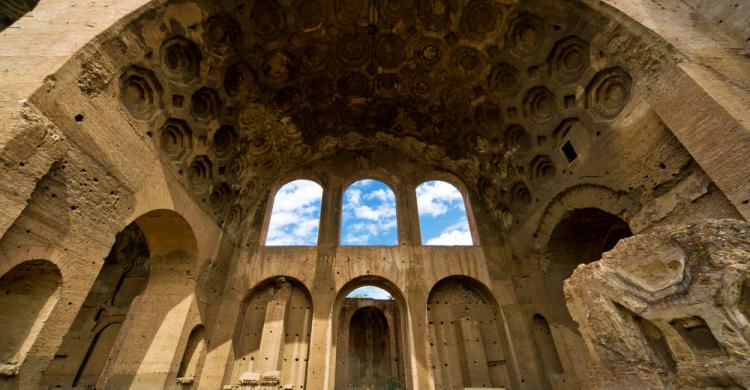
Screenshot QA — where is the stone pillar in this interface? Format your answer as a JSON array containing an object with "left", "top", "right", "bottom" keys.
[
  {"left": 457, "top": 318, "right": 491, "bottom": 387},
  {"left": 396, "top": 179, "right": 421, "bottom": 246},
  {"left": 239, "top": 277, "right": 292, "bottom": 388},
  {"left": 317, "top": 180, "right": 342, "bottom": 248},
  {"left": 304, "top": 291, "right": 335, "bottom": 390}
]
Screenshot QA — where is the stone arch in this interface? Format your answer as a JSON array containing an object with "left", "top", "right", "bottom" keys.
[
  {"left": 0, "top": 260, "right": 61, "bottom": 377},
  {"left": 230, "top": 276, "right": 312, "bottom": 389},
  {"left": 42, "top": 209, "right": 199, "bottom": 389},
  {"left": 330, "top": 276, "right": 412, "bottom": 390},
  {"left": 339, "top": 305, "right": 401, "bottom": 390},
  {"left": 531, "top": 207, "right": 632, "bottom": 389},
  {"left": 71, "top": 322, "right": 122, "bottom": 388},
  {"left": 533, "top": 184, "right": 638, "bottom": 249},
  {"left": 427, "top": 275, "right": 516, "bottom": 390}
]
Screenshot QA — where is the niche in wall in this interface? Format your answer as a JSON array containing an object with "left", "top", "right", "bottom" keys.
[
  {"left": 531, "top": 314, "right": 563, "bottom": 375},
  {"left": 428, "top": 277, "right": 513, "bottom": 389},
  {"left": 0, "top": 260, "right": 61, "bottom": 376},
  {"left": 232, "top": 277, "right": 312, "bottom": 388},
  {"left": 176, "top": 325, "right": 207, "bottom": 386}
]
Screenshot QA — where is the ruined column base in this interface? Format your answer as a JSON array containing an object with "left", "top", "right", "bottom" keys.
[{"left": 564, "top": 219, "right": 750, "bottom": 389}]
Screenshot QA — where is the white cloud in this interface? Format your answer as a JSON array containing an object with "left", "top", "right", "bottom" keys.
[
  {"left": 416, "top": 181, "right": 465, "bottom": 217},
  {"left": 426, "top": 229, "right": 473, "bottom": 245},
  {"left": 266, "top": 180, "right": 323, "bottom": 246},
  {"left": 364, "top": 189, "right": 395, "bottom": 202},
  {"left": 342, "top": 180, "right": 398, "bottom": 245}
]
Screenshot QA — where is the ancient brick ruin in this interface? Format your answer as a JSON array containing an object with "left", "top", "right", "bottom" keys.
[{"left": 0, "top": 0, "right": 749, "bottom": 389}]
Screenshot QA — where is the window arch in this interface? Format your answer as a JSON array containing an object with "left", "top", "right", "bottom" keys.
[
  {"left": 265, "top": 179, "right": 323, "bottom": 246},
  {"left": 341, "top": 179, "right": 397, "bottom": 246},
  {"left": 416, "top": 180, "right": 473, "bottom": 245}
]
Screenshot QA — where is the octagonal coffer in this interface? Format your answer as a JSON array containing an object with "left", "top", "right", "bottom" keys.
[{"left": 159, "top": 119, "right": 192, "bottom": 161}]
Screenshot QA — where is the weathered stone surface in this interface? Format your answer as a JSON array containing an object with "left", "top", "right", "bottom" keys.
[
  {"left": 565, "top": 219, "right": 750, "bottom": 389},
  {"left": 0, "top": 0, "right": 748, "bottom": 389}
]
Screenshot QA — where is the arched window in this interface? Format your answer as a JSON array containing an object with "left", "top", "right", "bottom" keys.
[
  {"left": 266, "top": 180, "right": 323, "bottom": 246},
  {"left": 416, "top": 180, "right": 473, "bottom": 245},
  {"left": 341, "top": 179, "right": 397, "bottom": 245}
]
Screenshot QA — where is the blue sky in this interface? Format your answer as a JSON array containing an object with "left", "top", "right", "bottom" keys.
[
  {"left": 416, "top": 180, "right": 472, "bottom": 245},
  {"left": 346, "top": 286, "right": 393, "bottom": 300},
  {"left": 265, "top": 180, "right": 323, "bottom": 245},
  {"left": 341, "top": 180, "right": 398, "bottom": 245},
  {"left": 266, "top": 179, "right": 472, "bottom": 246}
]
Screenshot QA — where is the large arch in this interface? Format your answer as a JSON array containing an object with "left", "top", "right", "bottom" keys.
[
  {"left": 0, "top": 0, "right": 748, "bottom": 388},
  {"left": 330, "top": 276, "right": 413, "bottom": 390},
  {"left": 41, "top": 209, "right": 199, "bottom": 389}
]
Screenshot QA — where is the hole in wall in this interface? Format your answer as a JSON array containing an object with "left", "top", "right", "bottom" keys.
[{"left": 561, "top": 140, "right": 577, "bottom": 163}]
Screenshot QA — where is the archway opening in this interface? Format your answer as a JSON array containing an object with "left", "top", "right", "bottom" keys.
[
  {"left": 335, "top": 283, "right": 405, "bottom": 390},
  {"left": 341, "top": 180, "right": 398, "bottom": 246},
  {"left": 265, "top": 179, "right": 323, "bottom": 246},
  {"left": 43, "top": 209, "right": 198, "bottom": 389},
  {"left": 545, "top": 208, "right": 632, "bottom": 316},
  {"left": 231, "top": 277, "right": 312, "bottom": 388},
  {"left": 416, "top": 180, "right": 473, "bottom": 246},
  {"left": 0, "top": 260, "right": 61, "bottom": 375},
  {"left": 43, "top": 223, "right": 150, "bottom": 388},
  {"left": 536, "top": 208, "right": 632, "bottom": 385}
]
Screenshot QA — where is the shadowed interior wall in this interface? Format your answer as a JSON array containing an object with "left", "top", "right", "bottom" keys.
[
  {"left": 0, "top": 0, "right": 747, "bottom": 388},
  {"left": 545, "top": 208, "right": 632, "bottom": 320},
  {"left": 231, "top": 277, "right": 312, "bottom": 388},
  {"left": 41, "top": 223, "right": 149, "bottom": 389},
  {"left": 0, "top": 260, "right": 61, "bottom": 376},
  {"left": 175, "top": 324, "right": 207, "bottom": 387},
  {"left": 428, "top": 277, "right": 511, "bottom": 389},
  {"left": 0, "top": 0, "right": 38, "bottom": 31},
  {"left": 531, "top": 314, "right": 563, "bottom": 377},
  {"left": 335, "top": 299, "right": 404, "bottom": 390}
]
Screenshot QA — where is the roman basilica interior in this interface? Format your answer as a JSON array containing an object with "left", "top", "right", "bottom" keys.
[{"left": 0, "top": 0, "right": 749, "bottom": 389}]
